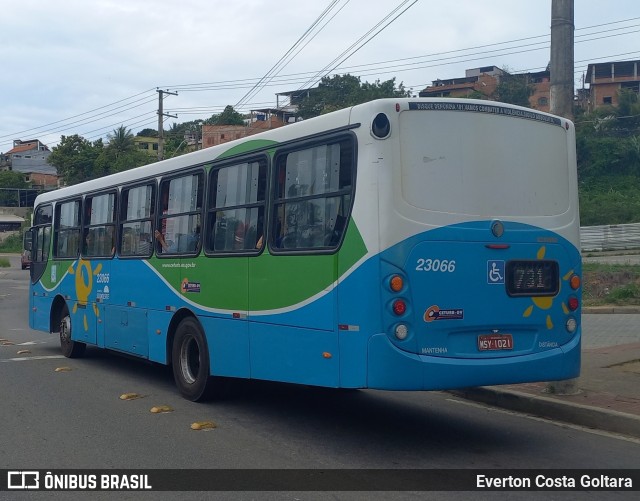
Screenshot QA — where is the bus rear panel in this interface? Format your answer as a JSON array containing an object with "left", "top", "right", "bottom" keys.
[{"left": 348, "top": 100, "right": 580, "bottom": 390}]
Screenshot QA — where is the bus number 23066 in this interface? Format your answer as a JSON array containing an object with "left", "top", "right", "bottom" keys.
[{"left": 415, "top": 259, "right": 456, "bottom": 273}]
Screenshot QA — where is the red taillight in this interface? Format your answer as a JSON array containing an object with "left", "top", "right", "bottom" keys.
[
  {"left": 568, "top": 296, "right": 579, "bottom": 311},
  {"left": 392, "top": 299, "right": 406, "bottom": 316}
]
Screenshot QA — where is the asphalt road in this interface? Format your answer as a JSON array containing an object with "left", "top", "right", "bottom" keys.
[{"left": 1, "top": 254, "right": 639, "bottom": 500}]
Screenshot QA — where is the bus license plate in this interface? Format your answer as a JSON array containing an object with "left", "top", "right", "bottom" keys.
[{"left": 478, "top": 334, "right": 513, "bottom": 351}]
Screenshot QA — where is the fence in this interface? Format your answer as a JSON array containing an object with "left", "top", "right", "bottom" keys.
[{"left": 581, "top": 223, "right": 640, "bottom": 252}]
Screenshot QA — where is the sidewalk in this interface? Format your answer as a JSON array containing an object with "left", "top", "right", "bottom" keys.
[{"left": 451, "top": 311, "right": 640, "bottom": 439}]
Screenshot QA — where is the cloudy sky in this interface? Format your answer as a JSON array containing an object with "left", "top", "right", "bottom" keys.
[{"left": 1, "top": 0, "right": 638, "bottom": 152}]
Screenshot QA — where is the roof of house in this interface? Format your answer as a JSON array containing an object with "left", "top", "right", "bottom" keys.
[
  {"left": 6, "top": 143, "right": 40, "bottom": 155},
  {"left": 0, "top": 214, "right": 25, "bottom": 223}
]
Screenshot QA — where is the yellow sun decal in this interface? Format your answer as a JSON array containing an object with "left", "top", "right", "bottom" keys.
[
  {"left": 522, "top": 246, "right": 573, "bottom": 330},
  {"left": 67, "top": 259, "right": 101, "bottom": 331}
]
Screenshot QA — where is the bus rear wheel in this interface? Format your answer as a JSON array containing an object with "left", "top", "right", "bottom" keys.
[
  {"left": 172, "top": 317, "right": 222, "bottom": 401},
  {"left": 59, "top": 305, "right": 86, "bottom": 358}
]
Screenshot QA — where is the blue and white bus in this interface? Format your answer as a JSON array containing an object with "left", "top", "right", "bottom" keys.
[{"left": 26, "top": 98, "right": 581, "bottom": 401}]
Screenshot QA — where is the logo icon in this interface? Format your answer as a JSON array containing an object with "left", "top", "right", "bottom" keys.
[
  {"left": 487, "top": 260, "right": 505, "bottom": 284},
  {"left": 8, "top": 471, "right": 40, "bottom": 490}
]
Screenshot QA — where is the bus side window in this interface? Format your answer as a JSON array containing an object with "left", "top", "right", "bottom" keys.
[
  {"left": 83, "top": 192, "right": 116, "bottom": 258},
  {"left": 206, "top": 158, "right": 267, "bottom": 255},
  {"left": 157, "top": 174, "right": 202, "bottom": 255},
  {"left": 119, "top": 183, "right": 155, "bottom": 258},
  {"left": 271, "top": 138, "right": 354, "bottom": 252},
  {"left": 54, "top": 199, "right": 81, "bottom": 259}
]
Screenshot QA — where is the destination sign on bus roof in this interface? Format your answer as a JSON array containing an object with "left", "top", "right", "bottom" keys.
[{"left": 408, "top": 101, "right": 563, "bottom": 127}]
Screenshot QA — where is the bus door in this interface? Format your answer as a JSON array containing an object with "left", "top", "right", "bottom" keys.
[
  {"left": 28, "top": 223, "right": 52, "bottom": 332},
  {"left": 66, "top": 257, "right": 101, "bottom": 347},
  {"left": 102, "top": 258, "right": 149, "bottom": 358}
]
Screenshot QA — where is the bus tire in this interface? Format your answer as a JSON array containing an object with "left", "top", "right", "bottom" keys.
[
  {"left": 172, "top": 317, "right": 217, "bottom": 401},
  {"left": 59, "top": 305, "right": 86, "bottom": 358}
]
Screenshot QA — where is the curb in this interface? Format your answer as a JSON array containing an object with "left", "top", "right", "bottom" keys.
[
  {"left": 583, "top": 306, "right": 640, "bottom": 314},
  {"left": 449, "top": 387, "right": 640, "bottom": 439}
]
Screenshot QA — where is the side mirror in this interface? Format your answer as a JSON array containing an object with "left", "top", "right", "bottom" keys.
[{"left": 23, "top": 229, "right": 33, "bottom": 251}]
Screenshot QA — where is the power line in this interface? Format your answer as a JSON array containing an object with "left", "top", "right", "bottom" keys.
[
  {"left": 0, "top": 89, "right": 156, "bottom": 141},
  {"left": 296, "top": 0, "right": 418, "bottom": 90},
  {"left": 234, "top": 0, "right": 350, "bottom": 110},
  {"left": 3, "top": 16, "right": 639, "bottom": 151}
]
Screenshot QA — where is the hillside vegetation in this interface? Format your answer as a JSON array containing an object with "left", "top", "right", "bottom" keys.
[{"left": 577, "top": 89, "right": 640, "bottom": 226}]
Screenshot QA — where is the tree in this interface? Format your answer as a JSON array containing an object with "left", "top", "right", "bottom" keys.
[
  {"left": 0, "top": 170, "right": 29, "bottom": 206},
  {"left": 137, "top": 128, "right": 158, "bottom": 137},
  {"left": 493, "top": 72, "right": 534, "bottom": 107},
  {"left": 297, "top": 75, "right": 411, "bottom": 119},
  {"left": 205, "top": 105, "right": 244, "bottom": 126},
  {"left": 95, "top": 126, "right": 150, "bottom": 175},
  {"left": 106, "top": 126, "right": 136, "bottom": 160},
  {"left": 576, "top": 90, "right": 640, "bottom": 225},
  {"left": 47, "top": 129, "right": 152, "bottom": 185},
  {"left": 47, "top": 135, "right": 104, "bottom": 185}
]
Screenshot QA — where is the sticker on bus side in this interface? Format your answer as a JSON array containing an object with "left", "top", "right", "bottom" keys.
[
  {"left": 423, "top": 305, "right": 464, "bottom": 322},
  {"left": 181, "top": 279, "right": 201, "bottom": 293}
]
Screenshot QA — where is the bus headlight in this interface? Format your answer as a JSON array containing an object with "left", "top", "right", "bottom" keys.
[{"left": 566, "top": 317, "right": 577, "bottom": 333}]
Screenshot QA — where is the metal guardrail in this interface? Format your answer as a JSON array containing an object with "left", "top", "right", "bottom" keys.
[{"left": 581, "top": 223, "right": 640, "bottom": 252}]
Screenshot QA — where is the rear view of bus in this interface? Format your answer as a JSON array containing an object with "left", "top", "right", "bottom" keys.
[{"left": 357, "top": 99, "right": 581, "bottom": 390}]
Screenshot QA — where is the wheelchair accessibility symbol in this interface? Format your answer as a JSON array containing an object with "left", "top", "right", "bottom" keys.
[{"left": 487, "top": 260, "right": 505, "bottom": 284}]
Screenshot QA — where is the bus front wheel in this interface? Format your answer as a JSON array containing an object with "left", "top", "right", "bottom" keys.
[
  {"left": 172, "top": 317, "right": 220, "bottom": 401},
  {"left": 59, "top": 305, "right": 86, "bottom": 358}
]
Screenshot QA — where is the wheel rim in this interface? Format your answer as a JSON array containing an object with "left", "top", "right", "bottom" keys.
[
  {"left": 179, "top": 335, "right": 200, "bottom": 385},
  {"left": 60, "top": 315, "right": 71, "bottom": 346}
]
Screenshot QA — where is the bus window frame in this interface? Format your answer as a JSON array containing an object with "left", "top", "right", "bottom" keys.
[
  {"left": 53, "top": 198, "right": 83, "bottom": 260},
  {"left": 81, "top": 189, "right": 118, "bottom": 260},
  {"left": 268, "top": 132, "right": 357, "bottom": 256},
  {"left": 204, "top": 154, "right": 269, "bottom": 258},
  {"left": 156, "top": 168, "right": 205, "bottom": 258},
  {"left": 118, "top": 180, "right": 157, "bottom": 260},
  {"left": 29, "top": 203, "right": 53, "bottom": 283}
]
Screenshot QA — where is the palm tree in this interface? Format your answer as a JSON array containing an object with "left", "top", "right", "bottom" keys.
[{"left": 107, "top": 125, "right": 135, "bottom": 160}]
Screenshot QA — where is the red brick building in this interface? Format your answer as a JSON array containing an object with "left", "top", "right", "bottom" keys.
[
  {"left": 202, "top": 112, "right": 286, "bottom": 149},
  {"left": 419, "top": 65, "right": 551, "bottom": 112},
  {"left": 584, "top": 60, "right": 640, "bottom": 111}
]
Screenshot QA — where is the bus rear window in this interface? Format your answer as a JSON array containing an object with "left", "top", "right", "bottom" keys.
[{"left": 399, "top": 110, "right": 570, "bottom": 217}]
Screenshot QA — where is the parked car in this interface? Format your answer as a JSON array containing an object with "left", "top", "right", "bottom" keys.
[{"left": 21, "top": 249, "right": 31, "bottom": 270}]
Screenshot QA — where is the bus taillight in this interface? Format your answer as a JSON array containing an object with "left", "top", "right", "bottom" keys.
[
  {"left": 568, "top": 296, "right": 579, "bottom": 311},
  {"left": 570, "top": 274, "right": 581, "bottom": 290},
  {"left": 389, "top": 275, "right": 403, "bottom": 292},
  {"left": 392, "top": 299, "right": 406, "bottom": 316}
]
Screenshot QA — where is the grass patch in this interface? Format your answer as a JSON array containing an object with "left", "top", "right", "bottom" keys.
[
  {"left": 0, "top": 258, "right": 10, "bottom": 268},
  {"left": 582, "top": 262, "right": 640, "bottom": 306},
  {"left": 0, "top": 232, "right": 23, "bottom": 253}
]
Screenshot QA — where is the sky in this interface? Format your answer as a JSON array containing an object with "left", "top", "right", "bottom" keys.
[{"left": 1, "top": 0, "right": 639, "bottom": 153}]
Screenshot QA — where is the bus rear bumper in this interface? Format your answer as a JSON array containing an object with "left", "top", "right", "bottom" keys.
[{"left": 366, "top": 332, "right": 581, "bottom": 391}]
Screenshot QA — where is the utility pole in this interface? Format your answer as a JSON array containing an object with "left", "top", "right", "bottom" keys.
[
  {"left": 157, "top": 89, "right": 178, "bottom": 161},
  {"left": 550, "top": 0, "right": 574, "bottom": 120},
  {"left": 548, "top": 0, "right": 579, "bottom": 396}
]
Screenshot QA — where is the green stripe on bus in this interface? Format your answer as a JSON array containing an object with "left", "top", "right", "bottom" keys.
[
  {"left": 149, "top": 220, "right": 367, "bottom": 312},
  {"left": 219, "top": 139, "right": 278, "bottom": 159}
]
